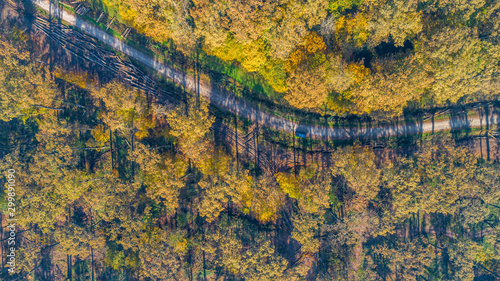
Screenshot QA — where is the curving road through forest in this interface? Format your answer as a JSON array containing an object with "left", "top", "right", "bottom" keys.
[{"left": 33, "top": 0, "right": 500, "bottom": 140}]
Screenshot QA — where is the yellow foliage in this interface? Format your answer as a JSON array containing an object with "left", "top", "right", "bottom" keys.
[
  {"left": 304, "top": 32, "right": 327, "bottom": 53},
  {"left": 378, "top": 136, "right": 500, "bottom": 235},
  {"left": 298, "top": 170, "right": 331, "bottom": 215},
  {"left": 202, "top": 224, "right": 244, "bottom": 274},
  {"left": 285, "top": 63, "right": 329, "bottom": 109},
  {"left": 349, "top": 54, "right": 433, "bottom": 116},
  {"left": 159, "top": 96, "right": 215, "bottom": 162},
  {"left": 419, "top": 27, "right": 500, "bottom": 105},
  {"left": 0, "top": 37, "right": 60, "bottom": 121},
  {"left": 100, "top": 0, "right": 195, "bottom": 49},
  {"left": 335, "top": 13, "right": 370, "bottom": 47},
  {"left": 274, "top": 172, "right": 302, "bottom": 199},
  {"left": 3, "top": 118, "right": 89, "bottom": 231},
  {"left": 53, "top": 67, "right": 91, "bottom": 88},
  {"left": 326, "top": 91, "right": 353, "bottom": 114},
  {"left": 285, "top": 31, "right": 326, "bottom": 73},
  {"left": 129, "top": 143, "right": 186, "bottom": 213},
  {"left": 198, "top": 164, "right": 254, "bottom": 222},
  {"left": 91, "top": 124, "right": 110, "bottom": 145},
  {"left": 91, "top": 82, "right": 155, "bottom": 139},
  {"left": 367, "top": 0, "right": 423, "bottom": 47},
  {"left": 168, "top": 231, "right": 189, "bottom": 253},
  {"left": 11, "top": 26, "right": 28, "bottom": 42},
  {"left": 211, "top": 34, "right": 287, "bottom": 92},
  {"left": 346, "top": 63, "right": 370, "bottom": 84},
  {"left": 331, "top": 145, "right": 381, "bottom": 203},
  {"left": 251, "top": 176, "right": 285, "bottom": 223},
  {"left": 291, "top": 213, "right": 323, "bottom": 254},
  {"left": 199, "top": 147, "right": 232, "bottom": 176},
  {"left": 372, "top": 239, "right": 434, "bottom": 280}
]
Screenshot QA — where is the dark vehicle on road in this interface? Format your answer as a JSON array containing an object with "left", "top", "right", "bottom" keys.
[{"left": 295, "top": 131, "right": 307, "bottom": 138}]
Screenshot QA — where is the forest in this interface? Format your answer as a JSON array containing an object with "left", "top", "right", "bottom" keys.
[
  {"left": 76, "top": 0, "right": 500, "bottom": 117},
  {"left": 0, "top": 0, "right": 500, "bottom": 280}
]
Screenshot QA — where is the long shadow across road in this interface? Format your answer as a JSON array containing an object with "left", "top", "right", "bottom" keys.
[{"left": 33, "top": 0, "right": 500, "bottom": 140}]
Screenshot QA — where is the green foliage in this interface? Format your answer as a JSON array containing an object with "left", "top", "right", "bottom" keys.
[
  {"left": 104, "top": 242, "right": 140, "bottom": 270},
  {"left": 328, "top": 0, "right": 364, "bottom": 15},
  {"left": 326, "top": 91, "right": 353, "bottom": 114},
  {"left": 211, "top": 34, "right": 288, "bottom": 92}
]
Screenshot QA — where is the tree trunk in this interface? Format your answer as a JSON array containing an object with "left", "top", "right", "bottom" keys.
[
  {"left": 131, "top": 125, "right": 135, "bottom": 178},
  {"left": 293, "top": 131, "right": 296, "bottom": 175},
  {"left": 91, "top": 247, "right": 94, "bottom": 281},
  {"left": 485, "top": 105, "right": 491, "bottom": 161},
  {"left": 67, "top": 255, "right": 72, "bottom": 281},
  {"left": 110, "top": 129, "right": 114, "bottom": 170},
  {"left": 235, "top": 114, "right": 239, "bottom": 172}
]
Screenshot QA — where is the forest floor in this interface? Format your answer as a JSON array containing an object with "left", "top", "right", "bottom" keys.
[{"left": 33, "top": 0, "right": 500, "bottom": 141}]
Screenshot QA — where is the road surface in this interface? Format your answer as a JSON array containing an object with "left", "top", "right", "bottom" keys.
[{"left": 33, "top": 0, "right": 500, "bottom": 140}]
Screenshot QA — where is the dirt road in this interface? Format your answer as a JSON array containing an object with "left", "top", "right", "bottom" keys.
[{"left": 33, "top": 0, "right": 499, "bottom": 140}]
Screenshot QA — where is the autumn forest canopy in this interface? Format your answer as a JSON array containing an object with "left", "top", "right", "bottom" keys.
[{"left": 1, "top": 0, "right": 500, "bottom": 280}]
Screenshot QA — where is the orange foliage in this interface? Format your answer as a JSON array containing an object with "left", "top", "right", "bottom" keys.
[{"left": 285, "top": 32, "right": 326, "bottom": 73}]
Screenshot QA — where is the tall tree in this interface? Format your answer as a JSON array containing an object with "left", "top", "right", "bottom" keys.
[
  {"left": 0, "top": 36, "right": 60, "bottom": 121},
  {"left": 157, "top": 96, "right": 215, "bottom": 163},
  {"left": 129, "top": 142, "right": 186, "bottom": 214},
  {"left": 91, "top": 81, "right": 155, "bottom": 139}
]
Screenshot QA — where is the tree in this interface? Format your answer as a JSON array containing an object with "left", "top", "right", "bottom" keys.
[
  {"left": 371, "top": 237, "right": 434, "bottom": 280},
  {"left": 129, "top": 142, "right": 186, "bottom": 213},
  {"left": 320, "top": 208, "right": 379, "bottom": 279},
  {"left": 137, "top": 227, "right": 187, "bottom": 280},
  {"left": 367, "top": 0, "right": 423, "bottom": 47},
  {"left": 447, "top": 239, "right": 484, "bottom": 281},
  {"left": 328, "top": 0, "right": 364, "bottom": 16},
  {"left": 239, "top": 241, "right": 288, "bottom": 281},
  {"left": 285, "top": 62, "right": 329, "bottom": 109},
  {"left": 298, "top": 170, "right": 331, "bottom": 214},
  {"left": 91, "top": 81, "right": 155, "bottom": 139},
  {"left": 100, "top": 0, "right": 195, "bottom": 49},
  {"left": 0, "top": 36, "right": 60, "bottom": 121},
  {"left": 209, "top": 34, "right": 288, "bottom": 92},
  {"left": 291, "top": 212, "right": 323, "bottom": 254},
  {"left": 331, "top": 145, "right": 381, "bottom": 206},
  {"left": 191, "top": 0, "right": 274, "bottom": 46},
  {"left": 275, "top": 172, "right": 302, "bottom": 199},
  {"left": 285, "top": 32, "right": 327, "bottom": 73},
  {"left": 157, "top": 96, "right": 215, "bottom": 163},
  {"left": 2, "top": 118, "right": 89, "bottom": 232},
  {"left": 198, "top": 162, "right": 252, "bottom": 222},
  {"left": 265, "top": 0, "right": 329, "bottom": 59},
  {"left": 418, "top": 27, "right": 500, "bottom": 104},
  {"left": 349, "top": 53, "right": 433, "bottom": 116},
  {"left": 382, "top": 136, "right": 500, "bottom": 228},
  {"left": 335, "top": 13, "right": 370, "bottom": 47},
  {"left": 203, "top": 218, "right": 245, "bottom": 274},
  {"left": 432, "top": 0, "right": 487, "bottom": 21},
  {"left": 276, "top": 166, "right": 331, "bottom": 214},
  {"left": 250, "top": 175, "right": 286, "bottom": 223},
  {"left": 55, "top": 224, "right": 106, "bottom": 259}
]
